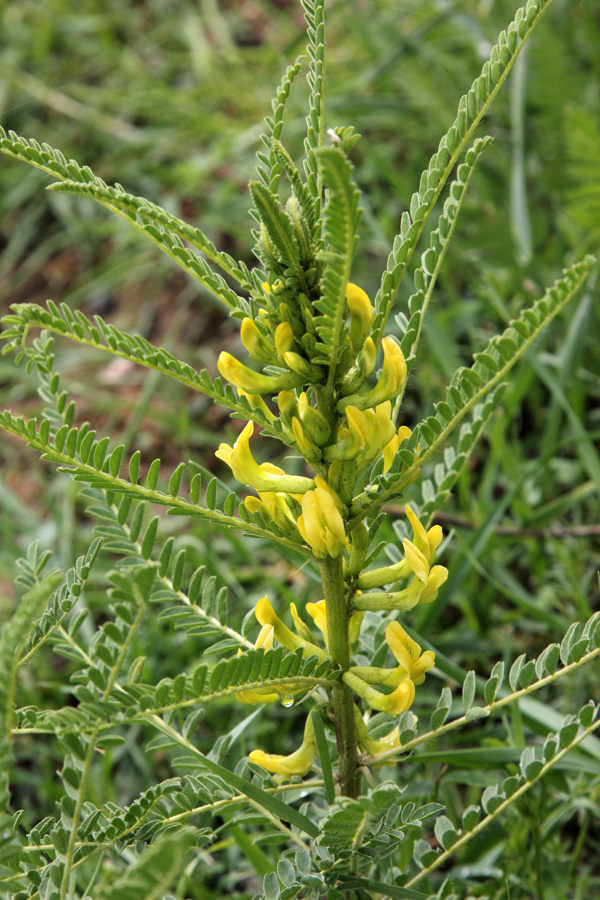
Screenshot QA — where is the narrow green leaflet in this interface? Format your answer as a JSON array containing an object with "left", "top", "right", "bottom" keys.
[
  {"left": 0, "top": 127, "right": 249, "bottom": 311},
  {"left": 371, "top": 0, "right": 555, "bottom": 344},
  {"left": 0, "top": 409, "right": 309, "bottom": 556},
  {"left": 0, "top": 301, "right": 282, "bottom": 439}
]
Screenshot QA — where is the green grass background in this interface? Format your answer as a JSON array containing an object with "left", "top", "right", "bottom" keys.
[{"left": 1, "top": 0, "right": 599, "bottom": 897}]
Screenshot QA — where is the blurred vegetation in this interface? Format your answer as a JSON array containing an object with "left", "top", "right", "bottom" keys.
[{"left": 1, "top": 0, "right": 599, "bottom": 896}]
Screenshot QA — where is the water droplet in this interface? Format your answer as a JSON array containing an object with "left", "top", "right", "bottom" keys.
[{"left": 278, "top": 693, "right": 294, "bottom": 708}]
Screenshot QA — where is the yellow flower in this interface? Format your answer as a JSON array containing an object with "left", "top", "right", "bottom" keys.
[
  {"left": 275, "top": 321, "right": 295, "bottom": 355},
  {"left": 306, "top": 599, "right": 328, "bottom": 647},
  {"left": 216, "top": 421, "right": 314, "bottom": 494},
  {"left": 218, "top": 351, "right": 302, "bottom": 393},
  {"left": 325, "top": 403, "right": 396, "bottom": 469},
  {"left": 346, "top": 283, "right": 373, "bottom": 351},
  {"left": 385, "top": 622, "right": 435, "bottom": 686},
  {"left": 338, "top": 337, "right": 407, "bottom": 411},
  {"left": 356, "top": 505, "right": 443, "bottom": 590},
  {"left": 249, "top": 714, "right": 317, "bottom": 778},
  {"left": 382, "top": 425, "right": 413, "bottom": 473},
  {"left": 255, "top": 596, "right": 328, "bottom": 661},
  {"left": 344, "top": 670, "right": 415, "bottom": 715},
  {"left": 297, "top": 487, "right": 346, "bottom": 558}
]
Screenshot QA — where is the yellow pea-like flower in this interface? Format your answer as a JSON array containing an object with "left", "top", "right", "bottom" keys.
[
  {"left": 344, "top": 670, "right": 416, "bottom": 715},
  {"left": 297, "top": 487, "right": 346, "bottom": 558},
  {"left": 385, "top": 622, "right": 435, "bottom": 686},
  {"left": 338, "top": 337, "right": 407, "bottom": 412},
  {"left": 218, "top": 351, "right": 302, "bottom": 393},
  {"left": 254, "top": 596, "right": 328, "bottom": 661},
  {"left": 249, "top": 714, "right": 317, "bottom": 778},
  {"left": 216, "top": 421, "right": 314, "bottom": 494},
  {"left": 306, "top": 599, "right": 328, "bottom": 647},
  {"left": 356, "top": 504, "right": 443, "bottom": 590}
]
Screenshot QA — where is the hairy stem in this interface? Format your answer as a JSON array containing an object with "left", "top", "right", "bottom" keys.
[{"left": 319, "top": 555, "right": 360, "bottom": 798}]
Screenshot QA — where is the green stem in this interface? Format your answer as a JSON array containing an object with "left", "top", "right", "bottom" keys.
[{"left": 319, "top": 555, "right": 360, "bottom": 798}]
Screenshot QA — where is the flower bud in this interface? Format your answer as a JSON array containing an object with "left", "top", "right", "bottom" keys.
[
  {"left": 240, "top": 318, "right": 275, "bottom": 363},
  {"left": 346, "top": 283, "right": 373, "bottom": 351},
  {"left": 283, "top": 351, "right": 323, "bottom": 382},
  {"left": 358, "top": 337, "right": 377, "bottom": 379},
  {"left": 236, "top": 388, "right": 276, "bottom": 423},
  {"left": 353, "top": 705, "right": 400, "bottom": 759},
  {"left": 275, "top": 321, "right": 295, "bottom": 355},
  {"left": 347, "top": 522, "right": 369, "bottom": 576},
  {"left": 327, "top": 459, "right": 356, "bottom": 507},
  {"left": 289, "top": 602, "right": 320, "bottom": 645},
  {"left": 277, "top": 390, "right": 299, "bottom": 425},
  {"left": 298, "top": 393, "right": 331, "bottom": 446},
  {"left": 292, "top": 416, "right": 322, "bottom": 460},
  {"left": 297, "top": 487, "right": 346, "bottom": 558},
  {"left": 218, "top": 351, "right": 303, "bottom": 394},
  {"left": 306, "top": 600, "right": 328, "bottom": 648}
]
